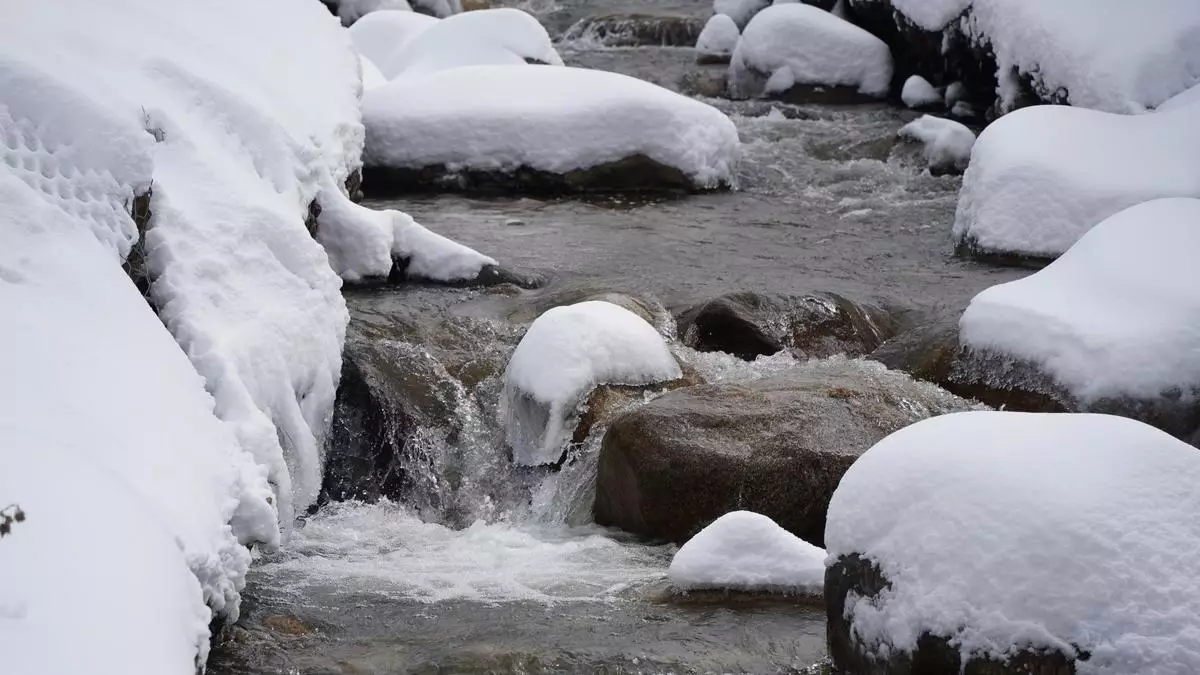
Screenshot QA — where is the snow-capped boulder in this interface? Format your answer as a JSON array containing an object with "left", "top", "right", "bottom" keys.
[
  {"left": 384, "top": 8, "right": 561, "bottom": 78},
  {"left": 596, "top": 358, "right": 980, "bottom": 545},
  {"left": 695, "top": 14, "right": 741, "bottom": 64},
  {"left": 954, "top": 104, "right": 1200, "bottom": 261},
  {"left": 562, "top": 14, "right": 706, "bottom": 47},
  {"left": 901, "top": 74, "right": 941, "bottom": 109},
  {"left": 348, "top": 10, "right": 440, "bottom": 79},
  {"left": 502, "top": 301, "right": 682, "bottom": 467},
  {"left": 411, "top": 0, "right": 462, "bottom": 18},
  {"left": 729, "top": 4, "right": 893, "bottom": 102},
  {"left": 669, "top": 511, "right": 826, "bottom": 594},
  {"left": 897, "top": 115, "right": 975, "bottom": 175},
  {"left": 363, "top": 65, "right": 741, "bottom": 194},
  {"left": 826, "top": 411, "right": 1200, "bottom": 674},
  {"left": 714, "top": 0, "right": 772, "bottom": 29},
  {"left": 338, "top": 0, "right": 414, "bottom": 26}
]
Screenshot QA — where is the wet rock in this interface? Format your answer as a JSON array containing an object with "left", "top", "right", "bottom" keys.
[
  {"left": 562, "top": 14, "right": 706, "bottom": 47},
  {"left": 594, "top": 358, "right": 980, "bottom": 545},
  {"left": 573, "top": 365, "right": 705, "bottom": 444},
  {"left": 826, "top": 554, "right": 1077, "bottom": 674},
  {"left": 679, "top": 67, "right": 729, "bottom": 98},
  {"left": 475, "top": 280, "right": 677, "bottom": 338},
  {"left": 676, "top": 291, "right": 903, "bottom": 361}
]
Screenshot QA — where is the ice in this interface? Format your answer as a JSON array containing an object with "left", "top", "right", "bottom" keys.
[
  {"left": 384, "top": 8, "right": 562, "bottom": 79},
  {"left": 669, "top": 511, "right": 826, "bottom": 593},
  {"left": 901, "top": 75, "right": 941, "bottom": 108},
  {"left": 953, "top": 104, "right": 1200, "bottom": 259},
  {"left": 825, "top": 410, "right": 1200, "bottom": 673},
  {"left": 364, "top": 65, "right": 741, "bottom": 190},
  {"left": 695, "top": 14, "right": 740, "bottom": 60},
  {"left": 959, "top": 198, "right": 1200, "bottom": 402},
  {"left": 714, "top": 0, "right": 771, "bottom": 29},
  {"left": 349, "top": 10, "right": 441, "bottom": 80},
  {"left": 501, "top": 301, "right": 682, "bottom": 467},
  {"left": 729, "top": 4, "right": 893, "bottom": 99},
  {"left": 338, "top": 0, "right": 414, "bottom": 26},
  {"left": 898, "top": 115, "right": 975, "bottom": 174}
]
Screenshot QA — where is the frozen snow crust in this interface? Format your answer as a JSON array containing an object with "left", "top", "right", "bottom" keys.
[
  {"left": 669, "top": 511, "right": 825, "bottom": 593},
  {"left": 826, "top": 411, "right": 1200, "bottom": 674}
]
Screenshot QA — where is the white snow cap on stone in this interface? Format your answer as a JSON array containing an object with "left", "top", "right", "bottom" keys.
[
  {"left": 669, "top": 511, "right": 826, "bottom": 593},
  {"left": 696, "top": 14, "right": 741, "bottom": 58},
  {"left": 364, "top": 65, "right": 741, "bottom": 190},
  {"left": 901, "top": 75, "right": 941, "bottom": 108},
  {"left": 386, "top": 8, "right": 562, "bottom": 78},
  {"left": 889, "top": 0, "right": 971, "bottom": 31},
  {"left": 349, "top": 10, "right": 441, "bottom": 80},
  {"left": 339, "top": 0, "right": 414, "bottom": 26},
  {"left": 960, "top": 198, "right": 1200, "bottom": 402},
  {"left": 730, "top": 4, "right": 893, "bottom": 99},
  {"left": 826, "top": 410, "right": 1200, "bottom": 674},
  {"left": 898, "top": 115, "right": 975, "bottom": 174},
  {"left": 714, "top": 0, "right": 771, "bottom": 29},
  {"left": 954, "top": 104, "right": 1200, "bottom": 259},
  {"left": 502, "top": 301, "right": 682, "bottom": 466}
]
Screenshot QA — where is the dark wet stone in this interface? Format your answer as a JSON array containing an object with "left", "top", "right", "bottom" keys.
[
  {"left": 679, "top": 67, "right": 729, "bottom": 98},
  {"left": 695, "top": 52, "right": 731, "bottom": 66},
  {"left": 954, "top": 234, "right": 1057, "bottom": 268},
  {"left": 562, "top": 14, "right": 706, "bottom": 47},
  {"left": 472, "top": 280, "right": 676, "bottom": 336}
]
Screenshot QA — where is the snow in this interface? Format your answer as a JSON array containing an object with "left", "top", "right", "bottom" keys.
[
  {"left": 338, "top": 0, "right": 414, "bottom": 26},
  {"left": 729, "top": 4, "right": 893, "bottom": 99},
  {"left": 383, "top": 8, "right": 562, "bottom": 79},
  {"left": 696, "top": 14, "right": 741, "bottom": 59},
  {"left": 898, "top": 115, "right": 975, "bottom": 174},
  {"left": 669, "top": 511, "right": 826, "bottom": 593},
  {"left": 714, "top": 0, "right": 771, "bottom": 29},
  {"left": 364, "top": 65, "right": 740, "bottom": 190},
  {"left": 501, "top": 301, "right": 682, "bottom": 466},
  {"left": 348, "top": 10, "right": 441, "bottom": 80},
  {"left": 359, "top": 54, "right": 388, "bottom": 91},
  {"left": 825, "top": 411, "right": 1200, "bottom": 674},
  {"left": 901, "top": 75, "right": 941, "bottom": 108},
  {"left": 954, "top": 104, "right": 1200, "bottom": 259},
  {"left": 959, "top": 198, "right": 1200, "bottom": 402},
  {"left": 889, "top": 0, "right": 972, "bottom": 31},
  {"left": 1159, "top": 83, "right": 1200, "bottom": 112},
  {"left": 944, "top": 80, "right": 967, "bottom": 107}
]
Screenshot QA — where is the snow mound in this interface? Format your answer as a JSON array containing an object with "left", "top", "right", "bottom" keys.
[
  {"left": 826, "top": 411, "right": 1200, "bottom": 674},
  {"left": 715, "top": 0, "right": 771, "bottom": 29},
  {"left": 364, "top": 65, "right": 741, "bottom": 190},
  {"left": 730, "top": 4, "right": 892, "bottom": 99},
  {"left": 1159, "top": 83, "right": 1200, "bottom": 112},
  {"left": 339, "top": 0, "right": 414, "bottom": 26},
  {"left": 898, "top": 115, "right": 975, "bottom": 174},
  {"left": 696, "top": 14, "right": 740, "bottom": 61},
  {"left": 960, "top": 198, "right": 1200, "bottom": 403},
  {"left": 360, "top": 54, "right": 388, "bottom": 91},
  {"left": 502, "top": 301, "right": 682, "bottom": 466},
  {"left": 669, "top": 511, "right": 826, "bottom": 593},
  {"left": 385, "top": 8, "right": 562, "bottom": 78},
  {"left": 890, "top": 0, "right": 971, "bottom": 31},
  {"left": 954, "top": 104, "right": 1200, "bottom": 259},
  {"left": 901, "top": 75, "right": 941, "bottom": 108},
  {"left": 349, "top": 10, "right": 441, "bottom": 80}
]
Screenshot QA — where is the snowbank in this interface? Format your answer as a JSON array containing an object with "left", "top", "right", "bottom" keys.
[
  {"left": 384, "top": 8, "right": 562, "bottom": 78},
  {"left": 729, "top": 4, "right": 892, "bottom": 99},
  {"left": 715, "top": 0, "right": 771, "bottom": 29},
  {"left": 349, "top": 10, "right": 440, "bottom": 79},
  {"left": 669, "top": 511, "right": 826, "bottom": 593},
  {"left": 954, "top": 104, "right": 1200, "bottom": 259},
  {"left": 898, "top": 115, "right": 974, "bottom": 174},
  {"left": 359, "top": 54, "right": 388, "bottom": 91},
  {"left": 364, "top": 65, "right": 741, "bottom": 190},
  {"left": 826, "top": 411, "right": 1200, "bottom": 673},
  {"left": 502, "top": 301, "right": 681, "bottom": 466},
  {"left": 1159, "top": 83, "right": 1200, "bottom": 112},
  {"left": 960, "top": 199, "right": 1200, "bottom": 403},
  {"left": 901, "top": 75, "right": 941, "bottom": 108},
  {"left": 338, "top": 0, "right": 414, "bottom": 26},
  {"left": 696, "top": 14, "right": 741, "bottom": 63}
]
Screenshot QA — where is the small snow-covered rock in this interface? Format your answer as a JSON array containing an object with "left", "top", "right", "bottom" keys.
[
  {"left": 502, "top": 301, "right": 682, "bottom": 466},
  {"left": 669, "top": 511, "right": 826, "bottom": 593},
  {"left": 901, "top": 74, "right": 941, "bottom": 108},
  {"left": 714, "top": 0, "right": 771, "bottom": 29},
  {"left": 695, "top": 14, "right": 740, "bottom": 64},
  {"left": 943, "top": 80, "right": 967, "bottom": 107},
  {"left": 898, "top": 115, "right": 975, "bottom": 175},
  {"left": 954, "top": 104, "right": 1200, "bottom": 260},
  {"left": 949, "top": 100, "right": 975, "bottom": 118},
  {"left": 729, "top": 4, "right": 892, "bottom": 101},
  {"left": 363, "top": 65, "right": 740, "bottom": 193},
  {"left": 338, "top": 0, "right": 413, "bottom": 26},
  {"left": 826, "top": 410, "right": 1200, "bottom": 674},
  {"left": 348, "top": 10, "right": 440, "bottom": 79},
  {"left": 385, "top": 8, "right": 561, "bottom": 78}
]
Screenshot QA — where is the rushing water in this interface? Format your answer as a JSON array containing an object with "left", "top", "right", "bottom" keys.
[{"left": 209, "top": 3, "right": 1029, "bottom": 673}]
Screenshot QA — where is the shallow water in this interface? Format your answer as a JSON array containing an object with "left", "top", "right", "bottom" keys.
[{"left": 209, "top": 5, "right": 1027, "bottom": 674}]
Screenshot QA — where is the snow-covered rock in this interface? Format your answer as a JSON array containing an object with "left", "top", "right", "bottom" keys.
[
  {"left": 501, "top": 301, "right": 681, "bottom": 466},
  {"left": 359, "top": 54, "right": 388, "bottom": 90},
  {"left": 954, "top": 104, "right": 1200, "bottom": 260},
  {"left": 384, "top": 8, "right": 562, "bottom": 79},
  {"left": 338, "top": 0, "right": 414, "bottom": 26},
  {"left": 695, "top": 14, "right": 741, "bottom": 64},
  {"left": 363, "top": 65, "right": 741, "bottom": 192},
  {"left": 898, "top": 115, "right": 975, "bottom": 175},
  {"left": 960, "top": 199, "right": 1200, "bottom": 406},
  {"left": 826, "top": 411, "right": 1200, "bottom": 674},
  {"left": 900, "top": 74, "right": 941, "bottom": 108},
  {"left": 349, "top": 10, "right": 440, "bottom": 80},
  {"left": 729, "top": 4, "right": 893, "bottom": 101},
  {"left": 943, "top": 81, "right": 967, "bottom": 107},
  {"left": 715, "top": 0, "right": 772, "bottom": 29},
  {"left": 669, "top": 511, "right": 826, "bottom": 593}
]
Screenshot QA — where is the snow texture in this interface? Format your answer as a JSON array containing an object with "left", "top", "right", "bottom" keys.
[
  {"left": 954, "top": 104, "right": 1200, "bottom": 259},
  {"left": 502, "top": 301, "right": 682, "bottom": 466},
  {"left": 901, "top": 75, "right": 941, "bottom": 108},
  {"left": 339, "top": 0, "right": 414, "bottom": 26},
  {"left": 384, "top": 8, "right": 562, "bottom": 79},
  {"left": 890, "top": 0, "right": 971, "bottom": 31},
  {"left": 960, "top": 199, "right": 1200, "bottom": 403},
  {"left": 669, "top": 511, "right": 826, "bottom": 593},
  {"left": 349, "top": 10, "right": 441, "bottom": 79},
  {"left": 715, "top": 0, "right": 771, "bottom": 29},
  {"left": 359, "top": 54, "right": 389, "bottom": 91},
  {"left": 825, "top": 411, "right": 1200, "bottom": 674},
  {"left": 1159, "top": 82, "right": 1200, "bottom": 112},
  {"left": 696, "top": 14, "right": 741, "bottom": 59},
  {"left": 898, "top": 115, "right": 975, "bottom": 174},
  {"left": 364, "top": 65, "right": 741, "bottom": 189},
  {"left": 730, "top": 4, "right": 893, "bottom": 99}
]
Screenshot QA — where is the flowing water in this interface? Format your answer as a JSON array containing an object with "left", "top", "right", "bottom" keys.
[{"left": 208, "top": 3, "right": 1027, "bottom": 673}]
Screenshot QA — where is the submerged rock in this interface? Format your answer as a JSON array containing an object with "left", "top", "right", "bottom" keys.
[{"left": 562, "top": 14, "right": 706, "bottom": 47}]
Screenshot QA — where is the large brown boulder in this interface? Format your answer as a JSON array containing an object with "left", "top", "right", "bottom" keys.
[{"left": 593, "top": 358, "right": 979, "bottom": 545}]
